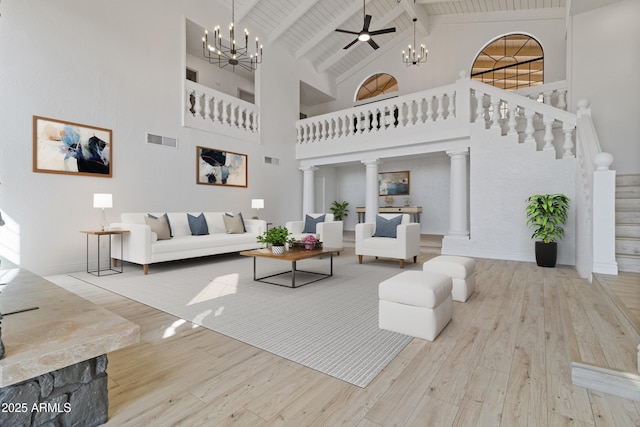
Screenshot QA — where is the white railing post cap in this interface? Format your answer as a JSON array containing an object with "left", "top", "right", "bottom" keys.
[{"left": 593, "top": 152, "right": 614, "bottom": 171}]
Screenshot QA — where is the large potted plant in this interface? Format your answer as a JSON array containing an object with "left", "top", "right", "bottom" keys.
[
  {"left": 256, "top": 226, "right": 294, "bottom": 255},
  {"left": 330, "top": 201, "right": 349, "bottom": 221},
  {"left": 525, "top": 194, "right": 570, "bottom": 267}
]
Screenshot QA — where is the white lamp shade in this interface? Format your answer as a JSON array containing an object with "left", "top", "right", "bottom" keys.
[
  {"left": 93, "top": 193, "right": 113, "bottom": 209},
  {"left": 251, "top": 199, "right": 264, "bottom": 209}
]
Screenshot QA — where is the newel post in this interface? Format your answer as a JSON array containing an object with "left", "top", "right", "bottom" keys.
[
  {"left": 592, "top": 152, "right": 618, "bottom": 275},
  {"left": 455, "top": 70, "right": 471, "bottom": 124}
]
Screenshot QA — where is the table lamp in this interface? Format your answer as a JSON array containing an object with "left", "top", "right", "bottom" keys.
[
  {"left": 251, "top": 199, "right": 264, "bottom": 219},
  {"left": 93, "top": 193, "right": 113, "bottom": 230}
]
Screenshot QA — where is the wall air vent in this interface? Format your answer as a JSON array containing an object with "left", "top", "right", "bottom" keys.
[
  {"left": 264, "top": 156, "right": 280, "bottom": 166},
  {"left": 146, "top": 133, "right": 178, "bottom": 149}
]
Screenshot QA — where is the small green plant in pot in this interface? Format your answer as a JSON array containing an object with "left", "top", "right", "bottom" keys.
[
  {"left": 256, "top": 226, "right": 294, "bottom": 255},
  {"left": 330, "top": 201, "right": 349, "bottom": 221},
  {"left": 525, "top": 194, "right": 569, "bottom": 267}
]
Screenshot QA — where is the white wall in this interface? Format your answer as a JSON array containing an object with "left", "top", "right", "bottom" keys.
[
  {"left": 569, "top": 0, "right": 640, "bottom": 174},
  {"left": 0, "top": 0, "right": 303, "bottom": 274}
]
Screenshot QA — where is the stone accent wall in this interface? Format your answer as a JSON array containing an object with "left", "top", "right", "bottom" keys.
[{"left": 0, "top": 355, "right": 108, "bottom": 427}]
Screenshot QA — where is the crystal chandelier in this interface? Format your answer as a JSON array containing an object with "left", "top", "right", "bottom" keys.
[
  {"left": 402, "top": 18, "right": 427, "bottom": 67},
  {"left": 202, "top": 0, "right": 262, "bottom": 72}
]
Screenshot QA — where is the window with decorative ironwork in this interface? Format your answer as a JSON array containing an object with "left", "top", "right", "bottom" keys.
[
  {"left": 471, "top": 34, "right": 543, "bottom": 91},
  {"left": 356, "top": 73, "right": 398, "bottom": 101}
]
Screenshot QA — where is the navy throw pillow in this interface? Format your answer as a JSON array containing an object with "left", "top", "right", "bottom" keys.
[
  {"left": 187, "top": 213, "right": 209, "bottom": 236},
  {"left": 148, "top": 213, "right": 173, "bottom": 237},
  {"left": 373, "top": 215, "right": 403, "bottom": 238},
  {"left": 302, "top": 214, "right": 325, "bottom": 234}
]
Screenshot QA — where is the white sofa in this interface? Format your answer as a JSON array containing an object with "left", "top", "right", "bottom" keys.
[
  {"left": 110, "top": 212, "right": 266, "bottom": 274},
  {"left": 285, "top": 213, "right": 344, "bottom": 249}
]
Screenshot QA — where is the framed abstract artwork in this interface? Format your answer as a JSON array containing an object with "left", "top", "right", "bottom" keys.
[
  {"left": 379, "top": 171, "right": 410, "bottom": 196},
  {"left": 197, "top": 146, "right": 248, "bottom": 188},
  {"left": 33, "top": 116, "right": 112, "bottom": 177}
]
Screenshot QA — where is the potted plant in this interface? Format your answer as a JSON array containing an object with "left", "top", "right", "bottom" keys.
[
  {"left": 525, "top": 194, "right": 570, "bottom": 267},
  {"left": 330, "top": 201, "right": 349, "bottom": 221},
  {"left": 256, "top": 226, "right": 294, "bottom": 255}
]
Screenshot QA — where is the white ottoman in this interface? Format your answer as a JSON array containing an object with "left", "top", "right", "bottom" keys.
[
  {"left": 378, "top": 271, "right": 452, "bottom": 341},
  {"left": 423, "top": 255, "right": 476, "bottom": 302}
]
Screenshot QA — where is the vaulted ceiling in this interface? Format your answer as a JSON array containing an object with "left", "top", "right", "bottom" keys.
[{"left": 187, "top": 0, "right": 567, "bottom": 87}]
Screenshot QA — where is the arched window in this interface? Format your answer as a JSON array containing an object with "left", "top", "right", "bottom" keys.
[
  {"left": 471, "top": 34, "right": 543, "bottom": 91},
  {"left": 356, "top": 73, "right": 398, "bottom": 102}
]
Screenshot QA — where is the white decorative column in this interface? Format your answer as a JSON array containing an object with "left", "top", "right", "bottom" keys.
[
  {"left": 300, "top": 166, "right": 318, "bottom": 217},
  {"left": 592, "top": 152, "right": 618, "bottom": 275},
  {"left": 362, "top": 159, "right": 381, "bottom": 223},
  {"left": 446, "top": 149, "right": 470, "bottom": 238}
]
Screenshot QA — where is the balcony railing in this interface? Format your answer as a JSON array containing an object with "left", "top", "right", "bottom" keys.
[{"left": 183, "top": 80, "right": 260, "bottom": 142}]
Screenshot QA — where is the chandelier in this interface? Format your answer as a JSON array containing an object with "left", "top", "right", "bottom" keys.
[
  {"left": 202, "top": 0, "right": 262, "bottom": 72},
  {"left": 402, "top": 18, "right": 427, "bottom": 67}
]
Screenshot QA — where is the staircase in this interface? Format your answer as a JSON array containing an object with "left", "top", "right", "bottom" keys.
[{"left": 616, "top": 174, "right": 640, "bottom": 272}]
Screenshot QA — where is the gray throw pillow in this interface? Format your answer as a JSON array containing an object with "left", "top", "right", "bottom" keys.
[
  {"left": 224, "top": 212, "right": 246, "bottom": 232},
  {"left": 302, "top": 214, "right": 325, "bottom": 233},
  {"left": 187, "top": 213, "right": 209, "bottom": 236},
  {"left": 373, "top": 215, "right": 403, "bottom": 238},
  {"left": 145, "top": 215, "right": 172, "bottom": 240},
  {"left": 223, "top": 214, "right": 245, "bottom": 234}
]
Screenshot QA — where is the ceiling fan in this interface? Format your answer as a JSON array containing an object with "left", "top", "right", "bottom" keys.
[{"left": 335, "top": 0, "right": 396, "bottom": 50}]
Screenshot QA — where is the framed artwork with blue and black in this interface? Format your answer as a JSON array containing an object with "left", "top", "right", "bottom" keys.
[
  {"left": 197, "top": 146, "right": 248, "bottom": 188},
  {"left": 33, "top": 116, "right": 112, "bottom": 177},
  {"left": 379, "top": 170, "right": 409, "bottom": 196}
]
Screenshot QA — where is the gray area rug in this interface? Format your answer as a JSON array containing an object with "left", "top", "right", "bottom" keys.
[{"left": 70, "top": 252, "right": 414, "bottom": 388}]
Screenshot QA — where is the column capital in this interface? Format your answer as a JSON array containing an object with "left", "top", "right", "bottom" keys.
[
  {"left": 361, "top": 159, "right": 382, "bottom": 167},
  {"left": 299, "top": 166, "right": 318, "bottom": 173},
  {"left": 446, "top": 148, "right": 469, "bottom": 157}
]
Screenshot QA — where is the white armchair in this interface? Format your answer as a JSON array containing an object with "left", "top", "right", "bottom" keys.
[
  {"left": 285, "top": 213, "right": 344, "bottom": 249},
  {"left": 355, "top": 214, "right": 420, "bottom": 268}
]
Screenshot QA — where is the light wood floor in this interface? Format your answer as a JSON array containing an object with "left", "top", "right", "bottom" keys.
[{"left": 51, "top": 249, "right": 640, "bottom": 426}]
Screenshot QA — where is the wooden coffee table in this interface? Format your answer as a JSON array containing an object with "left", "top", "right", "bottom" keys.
[{"left": 239, "top": 247, "right": 343, "bottom": 288}]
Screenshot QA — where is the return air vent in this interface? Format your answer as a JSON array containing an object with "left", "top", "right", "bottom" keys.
[
  {"left": 146, "top": 133, "right": 178, "bottom": 149},
  {"left": 264, "top": 156, "right": 280, "bottom": 166}
]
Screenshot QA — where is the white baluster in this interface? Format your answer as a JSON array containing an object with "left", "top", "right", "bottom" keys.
[
  {"left": 203, "top": 95, "right": 211, "bottom": 121},
  {"left": 305, "top": 123, "right": 311, "bottom": 142},
  {"left": 474, "top": 91, "right": 484, "bottom": 123},
  {"left": 447, "top": 91, "right": 456, "bottom": 119},
  {"left": 557, "top": 90, "right": 567, "bottom": 111},
  {"left": 220, "top": 101, "right": 228, "bottom": 125},
  {"left": 256, "top": 113, "right": 260, "bottom": 133},
  {"left": 491, "top": 97, "right": 501, "bottom": 129},
  {"left": 342, "top": 115, "right": 349, "bottom": 136},
  {"left": 398, "top": 103, "right": 407, "bottom": 127},
  {"left": 241, "top": 108, "right": 247, "bottom": 129},
  {"left": 193, "top": 91, "right": 202, "bottom": 118},
  {"left": 416, "top": 98, "right": 424, "bottom": 124},
  {"left": 235, "top": 105, "right": 241, "bottom": 128},
  {"left": 543, "top": 115, "right": 555, "bottom": 151},
  {"left": 435, "top": 94, "right": 445, "bottom": 121},
  {"left": 507, "top": 104, "right": 518, "bottom": 135},
  {"left": 543, "top": 91, "right": 552, "bottom": 106},
  {"left": 562, "top": 123, "right": 575, "bottom": 158},
  {"left": 426, "top": 97, "right": 434, "bottom": 122},
  {"left": 324, "top": 120, "right": 330, "bottom": 140},
  {"left": 296, "top": 125, "right": 302, "bottom": 144},
  {"left": 524, "top": 109, "right": 536, "bottom": 144},
  {"left": 211, "top": 99, "right": 220, "bottom": 123}
]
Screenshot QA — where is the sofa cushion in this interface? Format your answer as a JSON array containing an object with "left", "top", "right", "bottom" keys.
[
  {"left": 373, "top": 214, "right": 403, "bottom": 238},
  {"left": 151, "top": 233, "right": 259, "bottom": 255},
  {"left": 302, "top": 214, "right": 325, "bottom": 233},
  {"left": 148, "top": 213, "right": 173, "bottom": 237},
  {"left": 188, "top": 213, "right": 209, "bottom": 236},
  {"left": 145, "top": 215, "right": 172, "bottom": 240},
  {"left": 223, "top": 213, "right": 245, "bottom": 234}
]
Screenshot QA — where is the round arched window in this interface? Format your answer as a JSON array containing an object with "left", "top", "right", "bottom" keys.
[
  {"left": 356, "top": 73, "right": 398, "bottom": 102},
  {"left": 471, "top": 34, "right": 543, "bottom": 91}
]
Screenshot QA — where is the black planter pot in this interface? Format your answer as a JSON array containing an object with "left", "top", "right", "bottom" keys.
[{"left": 535, "top": 241, "right": 557, "bottom": 268}]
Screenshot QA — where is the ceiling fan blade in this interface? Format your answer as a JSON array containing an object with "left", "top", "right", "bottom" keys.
[
  {"left": 343, "top": 38, "right": 359, "bottom": 50},
  {"left": 368, "top": 38, "right": 379, "bottom": 50},
  {"left": 363, "top": 14, "right": 372, "bottom": 32},
  {"left": 369, "top": 27, "right": 396, "bottom": 36},
  {"left": 335, "top": 28, "right": 360, "bottom": 35}
]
